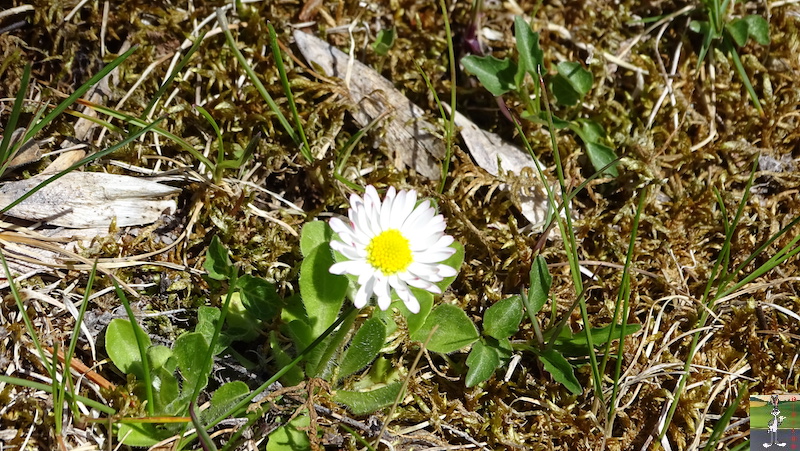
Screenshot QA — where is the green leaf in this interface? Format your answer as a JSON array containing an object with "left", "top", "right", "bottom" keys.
[
  {"left": 488, "top": 336, "right": 513, "bottom": 362},
  {"left": 538, "top": 348, "right": 582, "bottom": 395},
  {"left": 553, "top": 323, "right": 642, "bottom": 357},
  {"left": 299, "top": 243, "right": 348, "bottom": 337},
  {"left": 151, "top": 366, "right": 180, "bottom": 414},
  {"left": 514, "top": 15, "right": 543, "bottom": 78},
  {"left": 461, "top": 55, "right": 518, "bottom": 96},
  {"left": 575, "top": 120, "right": 618, "bottom": 177},
  {"left": 353, "top": 356, "right": 400, "bottom": 388},
  {"left": 726, "top": 19, "right": 749, "bottom": 47},
  {"left": 527, "top": 255, "right": 551, "bottom": 315},
  {"left": 106, "top": 318, "right": 150, "bottom": 380},
  {"left": 372, "top": 27, "right": 396, "bottom": 56},
  {"left": 200, "top": 381, "right": 250, "bottom": 423},
  {"left": 689, "top": 20, "right": 711, "bottom": 37},
  {"left": 551, "top": 61, "right": 593, "bottom": 106},
  {"left": 483, "top": 295, "right": 524, "bottom": 339},
  {"left": 525, "top": 111, "right": 572, "bottom": 129},
  {"left": 237, "top": 274, "right": 281, "bottom": 321},
  {"left": 270, "top": 331, "right": 305, "bottom": 385},
  {"left": 585, "top": 141, "right": 619, "bottom": 178},
  {"left": 338, "top": 317, "right": 387, "bottom": 380},
  {"left": 147, "top": 345, "right": 174, "bottom": 371},
  {"left": 285, "top": 319, "right": 315, "bottom": 351},
  {"left": 577, "top": 119, "right": 605, "bottom": 142},
  {"left": 300, "top": 220, "right": 334, "bottom": 257},
  {"left": 225, "top": 293, "right": 261, "bottom": 342},
  {"left": 558, "top": 323, "right": 642, "bottom": 347},
  {"left": 266, "top": 413, "right": 311, "bottom": 451},
  {"left": 465, "top": 339, "right": 501, "bottom": 387},
  {"left": 173, "top": 332, "right": 210, "bottom": 394},
  {"left": 334, "top": 382, "right": 403, "bottom": 415},
  {"left": 196, "top": 306, "right": 229, "bottom": 354},
  {"left": 117, "top": 423, "right": 172, "bottom": 447},
  {"left": 410, "top": 304, "right": 479, "bottom": 353},
  {"left": 204, "top": 235, "right": 232, "bottom": 281},
  {"left": 744, "top": 15, "right": 770, "bottom": 45}
]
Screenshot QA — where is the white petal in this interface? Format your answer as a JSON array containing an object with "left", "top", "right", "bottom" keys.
[
  {"left": 380, "top": 187, "right": 396, "bottom": 230},
  {"left": 432, "top": 234, "right": 455, "bottom": 249},
  {"left": 414, "top": 248, "right": 456, "bottom": 264},
  {"left": 402, "top": 201, "right": 434, "bottom": 231},
  {"left": 329, "top": 217, "right": 352, "bottom": 235},
  {"left": 409, "top": 215, "right": 445, "bottom": 236},
  {"left": 403, "top": 298, "right": 420, "bottom": 314},
  {"left": 374, "top": 276, "right": 392, "bottom": 310},
  {"left": 409, "top": 233, "right": 446, "bottom": 251},
  {"left": 436, "top": 264, "right": 458, "bottom": 278},
  {"left": 406, "top": 262, "right": 439, "bottom": 277},
  {"left": 401, "top": 275, "right": 434, "bottom": 292},
  {"left": 389, "top": 277, "right": 420, "bottom": 313},
  {"left": 330, "top": 260, "right": 369, "bottom": 276},
  {"left": 391, "top": 189, "right": 416, "bottom": 226},
  {"left": 354, "top": 276, "right": 375, "bottom": 309},
  {"left": 355, "top": 204, "right": 377, "bottom": 237},
  {"left": 349, "top": 192, "right": 364, "bottom": 211},
  {"left": 407, "top": 208, "right": 437, "bottom": 234},
  {"left": 365, "top": 185, "right": 380, "bottom": 202},
  {"left": 330, "top": 241, "right": 362, "bottom": 260}
]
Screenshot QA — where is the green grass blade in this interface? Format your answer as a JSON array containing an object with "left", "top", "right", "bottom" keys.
[
  {"left": 23, "top": 45, "right": 138, "bottom": 144},
  {"left": 658, "top": 161, "right": 756, "bottom": 442},
  {"left": 723, "top": 36, "right": 764, "bottom": 116},
  {"left": 604, "top": 186, "right": 648, "bottom": 425},
  {"left": 190, "top": 401, "right": 218, "bottom": 451},
  {"left": 193, "top": 104, "right": 224, "bottom": 181},
  {"left": 533, "top": 70, "right": 603, "bottom": 403},
  {"left": 437, "top": 0, "right": 457, "bottom": 193},
  {"left": 0, "top": 375, "right": 115, "bottom": 415},
  {"left": 215, "top": 10, "right": 302, "bottom": 158},
  {"left": 0, "top": 63, "right": 31, "bottom": 174},
  {"left": 61, "top": 260, "right": 99, "bottom": 420},
  {"left": 77, "top": 101, "right": 214, "bottom": 168},
  {"left": 702, "top": 382, "right": 747, "bottom": 451},
  {"left": 267, "top": 22, "right": 312, "bottom": 162}
]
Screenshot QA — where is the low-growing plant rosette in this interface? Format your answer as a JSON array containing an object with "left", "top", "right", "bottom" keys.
[{"left": 328, "top": 185, "right": 459, "bottom": 314}]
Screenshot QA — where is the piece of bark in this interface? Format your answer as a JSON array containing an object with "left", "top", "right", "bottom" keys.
[
  {"left": 1, "top": 128, "right": 42, "bottom": 169},
  {"left": 446, "top": 107, "right": 566, "bottom": 231},
  {"left": 293, "top": 30, "right": 444, "bottom": 180},
  {"left": 0, "top": 172, "right": 179, "bottom": 228}
]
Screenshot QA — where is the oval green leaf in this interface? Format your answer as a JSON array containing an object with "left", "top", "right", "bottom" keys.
[
  {"left": 338, "top": 317, "right": 387, "bottom": 380},
  {"left": 106, "top": 318, "right": 150, "bottom": 380},
  {"left": 237, "top": 274, "right": 281, "bottom": 321},
  {"left": 461, "top": 55, "right": 518, "bottom": 96},
  {"left": 538, "top": 348, "right": 582, "bottom": 395},
  {"left": 465, "top": 339, "right": 501, "bottom": 387},
  {"left": 527, "top": 255, "right": 551, "bottom": 315},
  {"left": 484, "top": 295, "right": 524, "bottom": 340},
  {"left": 334, "top": 382, "right": 403, "bottom": 415},
  {"left": 410, "top": 304, "right": 479, "bottom": 353},
  {"left": 299, "top": 243, "right": 348, "bottom": 337}
]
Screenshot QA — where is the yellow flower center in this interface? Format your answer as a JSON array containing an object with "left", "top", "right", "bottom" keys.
[{"left": 366, "top": 229, "right": 412, "bottom": 275}]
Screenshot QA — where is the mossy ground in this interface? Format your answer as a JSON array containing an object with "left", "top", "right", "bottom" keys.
[{"left": 1, "top": 0, "right": 798, "bottom": 449}]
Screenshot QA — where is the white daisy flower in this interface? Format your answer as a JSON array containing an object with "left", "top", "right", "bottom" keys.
[{"left": 329, "top": 185, "right": 458, "bottom": 314}]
